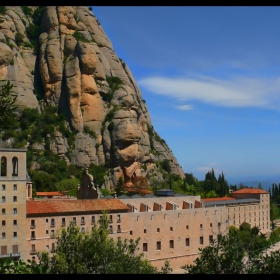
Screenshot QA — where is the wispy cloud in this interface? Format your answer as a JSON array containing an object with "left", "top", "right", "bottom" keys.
[
  {"left": 177, "top": 104, "right": 193, "bottom": 110},
  {"left": 139, "top": 75, "right": 280, "bottom": 109}
]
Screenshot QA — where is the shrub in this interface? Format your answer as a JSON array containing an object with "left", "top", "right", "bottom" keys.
[
  {"left": 21, "top": 6, "right": 33, "bottom": 16},
  {"left": 72, "top": 30, "right": 90, "bottom": 43},
  {"left": 15, "top": 33, "right": 24, "bottom": 46},
  {"left": 0, "top": 6, "right": 6, "bottom": 15},
  {"left": 84, "top": 126, "right": 97, "bottom": 139}
]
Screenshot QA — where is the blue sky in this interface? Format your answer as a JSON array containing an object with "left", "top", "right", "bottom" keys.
[{"left": 92, "top": 6, "right": 280, "bottom": 183}]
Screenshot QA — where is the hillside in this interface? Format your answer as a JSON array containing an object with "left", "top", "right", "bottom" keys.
[{"left": 0, "top": 6, "right": 184, "bottom": 190}]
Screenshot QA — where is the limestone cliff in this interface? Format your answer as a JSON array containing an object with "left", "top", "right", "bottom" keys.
[{"left": 0, "top": 6, "right": 184, "bottom": 188}]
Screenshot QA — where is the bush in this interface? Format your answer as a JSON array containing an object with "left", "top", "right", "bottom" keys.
[
  {"left": 15, "top": 33, "right": 24, "bottom": 46},
  {"left": 72, "top": 30, "right": 90, "bottom": 43},
  {"left": 83, "top": 126, "right": 97, "bottom": 139},
  {"left": 21, "top": 6, "right": 33, "bottom": 16},
  {"left": 0, "top": 6, "right": 6, "bottom": 15}
]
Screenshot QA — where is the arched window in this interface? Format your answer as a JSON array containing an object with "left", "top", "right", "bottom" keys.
[
  {"left": 12, "top": 157, "right": 18, "bottom": 176},
  {"left": 1, "top": 157, "right": 7, "bottom": 176}
]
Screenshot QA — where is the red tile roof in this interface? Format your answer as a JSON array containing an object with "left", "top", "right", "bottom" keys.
[
  {"left": 201, "top": 196, "right": 236, "bottom": 202},
  {"left": 233, "top": 188, "right": 270, "bottom": 194},
  {"left": 27, "top": 199, "right": 129, "bottom": 216},
  {"left": 36, "top": 192, "right": 63, "bottom": 197}
]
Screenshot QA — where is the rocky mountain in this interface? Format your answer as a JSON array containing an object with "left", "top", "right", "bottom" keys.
[{"left": 0, "top": 6, "right": 184, "bottom": 189}]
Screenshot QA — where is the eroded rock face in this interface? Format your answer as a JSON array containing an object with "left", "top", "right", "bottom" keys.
[{"left": 0, "top": 6, "right": 185, "bottom": 187}]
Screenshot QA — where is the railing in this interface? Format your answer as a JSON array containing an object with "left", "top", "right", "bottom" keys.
[
  {"left": 30, "top": 224, "right": 36, "bottom": 229},
  {"left": 50, "top": 223, "right": 55, "bottom": 227},
  {"left": 11, "top": 252, "right": 21, "bottom": 258},
  {"left": 50, "top": 234, "right": 55, "bottom": 239},
  {"left": 0, "top": 254, "right": 10, "bottom": 258},
  {"left": 30, "top": 250, "right": 36, "bottom": 255},
  {"left": 30, "top": 235, "right": 36, "bottom": 240},
  {"left": 81, "top": 221, "right": 85, "bottom": 225}
]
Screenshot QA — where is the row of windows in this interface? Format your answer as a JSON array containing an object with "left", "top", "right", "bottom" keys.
[
  {"left": 1, "top": 184, "right": 17, "bottom": 191},
  {"left": 142, "top": 236, "right": 212, "bottom": 252},
  {"left": 1, "top": 232, "right": 18, "bottom": 238},
  {"left": 1, "top": 208, "right": 17, "bottom": 214},
  {"left": 32, "top": 215, "right": 122, "bottom": 228},
  {"left": 0, "top": 156, "right": 18, "bottom": 176},
  {"left": 30, "top": 243, "right": 55, "bottom": 254},
  {"left": 2, "top": 220, "right": 17, "bottom": 226},
  {"left": 1, "top": 245, "right": 19, "bottom": 255},
  {"left": 1, "top": 196, "right": 18, "bottom": 203}
]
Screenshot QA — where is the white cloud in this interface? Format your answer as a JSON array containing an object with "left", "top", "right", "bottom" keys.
[
  {"left": 177, "top": 104, "right": 193, "bottom": 110},
  {"left": 139, "top": 75, "right": 280, "bottom": 109}
]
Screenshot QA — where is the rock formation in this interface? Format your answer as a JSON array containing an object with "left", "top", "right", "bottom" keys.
[{"left": 0, "top": 6, "right": 185, "bottom": 188}]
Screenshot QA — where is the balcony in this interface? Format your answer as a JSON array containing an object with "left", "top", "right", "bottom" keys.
[
  {"left": 30, "top": 224, "right": 36, "bottom": 229},
  {"left": 30, "top": 250, "right": 36, "bottom": 255},
  {"left": 11, "top": 252, "right": 21, "bottom": 258},
  {"left": 50, "top": 223, "right": 55, "bottom": 228},
  {"left": 30, "top": 235, "right": 36, "bottom": 240},
  {"left": 61, "top": 222, "right": 66, "bottom": 227},
  {"left": 81, "top": 220, "right": 85, "bottom": 225},
  {"left": 0, "top": 254, "right": 10, "bottom": 258},
  {"left": 50, "top": 234, "right": 55, "bottom": 239}
]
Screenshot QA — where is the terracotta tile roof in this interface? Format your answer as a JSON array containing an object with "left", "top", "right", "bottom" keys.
[
  {"left": 233, "top": 188, "right": 270, "bottom": 194},
  {"left": 36, "top": 192, "right": 63, "bottom": 197},
  {"left": 27, "top": 199, "right": 129, "bottom": 216},
  {"left": 201, "top": 196, "right": 236, "bottom": 202}
]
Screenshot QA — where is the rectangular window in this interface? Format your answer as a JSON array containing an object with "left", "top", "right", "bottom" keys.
[
  {"left": 200, "top": 236, "right": 204, "bottom": 245},
  {"left": 13, "top": 220, "right": 17, "bottom": 226},
  {"left": 51, "top": 243, "right": 55, "bottom": 252},
  {"left": 62, "top": 218, "right": 65, "bottom": 226},
  {"left": 2, "top": 196, "right": 5, "bottom": 203},
  {"left": 51, "top": 218, "right": 55, "bottom": 226},
  {"left": 109, "top": 225, "right": 113, "bottom": 233},
  {"left": 91, "top": 216, "right": 95, "bottom": 224},
  {"left": 81, "top": 217, "right": 85, "bottom": 225},
  {"left": 1, "top": 245, "right": 7, "bottom": 254},
  {"left": 31, "top": 231, "right": 35, "bottom": 239},
  {"left": 210, "top": 223, "right": 212, "bottom": 227},
  {"left": 13, "top": 185, "right": 17, "bottom": 191},
  {"left": 2, "top": 232, "right": 6, "bottom": 239},
  {"left": 1, "top": 209, "right": 5, "bottom": 215},
  {"left": 169, "top": 240, "right": 174, "bottom": 249},
  {"left": 1, "top": 185, "right": 5, "bottom": 191},
  {"left": 31, "top": 244, "right": 36, "bottom": 253},
  {"left": 170, "top": 227, "right": 173, "bottom": 231},
  {"left": 13, "top": 196, "right": 17, "bottom": 202},
  {"left": 157, "top": 228, "right": 160, "bottom": 233},
  {"left": 1, "top": 220, "right": 5, "bottom": 226},
  {"left": 73, "top": 217, "right": 76, "bottom": 224},
  {"left": 144, "top": 229, "right": 147, "bottom": 234},
  {"left": 186, "top": 225, "right": 189, "bottom": 229},
  {"left": 143, "top": 242, "right": 148, "bottom": 252},
  {"left": 12, "top": 245, "right": 18, "bottom": 253},
  {"left": 156, "top": 241, "right": 161, "bottom": 251},
  {"left": 117, "top": 225, "right": 121, "bottom": 233},
  {"left": 50, "top": 230, "right": 55, "bottom": 238},
  {"left": 109, "top": 215, "right": 113, "bottom": 223},
  {"left": 13, "top": 232, "right": 17, "bottom": 238},
  {"left": 117, "top": 215, "right": 121, "bottom": 223},
  {"left": 81, "top": 228, "right": 85, "bottom": 233},
  {"left": 209, "top": 235, "right": 213, "bottom": 243},
  {"left": 130, "top": 231, "right": 133, "bottom": 235},
  {"left": 200, "top": 224, "right": 203, "bottom": 229},
  {"left": 185, "top": 238, "right": 190, "bottom": 246},
  {"left": 30, "top": 219, "right": 35, "bottom": 228},
  {"left": 46, "top": 219, "right": 48, "bottom": 223},
  {"left": 13, "top": 208, "right": 17, "bottom": 214},
  {"left": 46, "top": 230, "right": 48, "bottom": 234}
]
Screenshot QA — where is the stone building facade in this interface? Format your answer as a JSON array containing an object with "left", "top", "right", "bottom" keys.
[{"left": 0, "top": 148, "right": 272, "bottom": 271}]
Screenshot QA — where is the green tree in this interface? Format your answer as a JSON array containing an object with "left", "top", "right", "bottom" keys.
[
  {"left": 56, "top": 178, "right": 80, "bottom": 192},
  {"left": 0, "top": 80, "right": 18, "bottom": 129},
  {"left": 38, "top": 213, "right": 172, "bottom": 274},
  {"left": 181, "top": 230, "right": 276, "bottom": 274},
  {"left": 270, "top": 202, "right": 279, "bottom": 230}
]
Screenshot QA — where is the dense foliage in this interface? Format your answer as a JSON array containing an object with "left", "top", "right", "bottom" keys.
[
  {"left": 182, "top": 223, "right": 280, "bottom": 274},
  {"left": 0, "top": 214, "right": 172, "bottom": 274}
]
